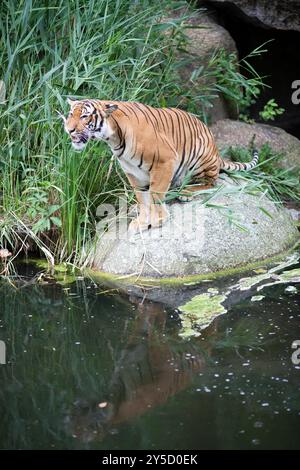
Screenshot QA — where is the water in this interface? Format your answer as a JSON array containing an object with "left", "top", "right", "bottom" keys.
[{"left": 0, "top": 262, "right": 300, "bottom": 450}]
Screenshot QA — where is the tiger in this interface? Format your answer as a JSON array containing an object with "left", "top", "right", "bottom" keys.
[{"left": 61, "top": 98, "right": 259, "bottom": 233}]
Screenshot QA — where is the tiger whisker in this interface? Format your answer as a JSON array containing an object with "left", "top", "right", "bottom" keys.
[{"left": 56, "top": 110, "right": 66, "bottom": 123}]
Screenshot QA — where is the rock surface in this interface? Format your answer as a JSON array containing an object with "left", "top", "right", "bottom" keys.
[
  {"left": 183, "top": 9, "right": 237, "bottom": 63},
  {"left": 175, "top": 8, "right": 238, "bottom": 122},
  {"left": 92, "top": 176, "right": 298, "bottom": 279},
  {"left": 202, "top": 0, "right": 300, "bottom": 32},
  {"left": 211, "top": 119, "right": 300, "bottom": 169}
]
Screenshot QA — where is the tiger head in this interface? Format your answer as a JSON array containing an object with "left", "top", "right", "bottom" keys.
[{"left": 61, "top": 98, "right": 118, "bottom": 151}]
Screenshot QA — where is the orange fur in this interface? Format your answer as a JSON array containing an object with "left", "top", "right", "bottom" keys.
[{"left": 64, "top": 99, "right": 258, "bottom": 231}]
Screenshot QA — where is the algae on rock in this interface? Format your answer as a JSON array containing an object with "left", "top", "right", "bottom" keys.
[{"left": 178, "top": 292, "right": 227, "bottom": 338}]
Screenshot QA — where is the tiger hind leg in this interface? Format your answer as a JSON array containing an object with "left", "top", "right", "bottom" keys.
[{"left": 177, "top": 177, "right": 216, "bottom": 202}]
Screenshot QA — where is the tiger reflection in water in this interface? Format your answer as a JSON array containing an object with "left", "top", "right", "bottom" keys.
[{"left": 64, "top": 299, "right": 217, "bottom": 443}]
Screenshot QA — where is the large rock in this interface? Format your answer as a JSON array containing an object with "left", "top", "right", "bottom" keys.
[
  {"left": 175, "top": 8, "right": 238, "bottom": 122},
  {"left": 202, "top": 0, "right": 300, "bottom": 32},
  {"left": 183, "top": 9, "right": 237, "bottom": 63},
  {"left": 91, "top": 176, "right": 298, "bottom": 279},
  {"left": 211, "top": 119, "right": 300, "bottom": 169}
]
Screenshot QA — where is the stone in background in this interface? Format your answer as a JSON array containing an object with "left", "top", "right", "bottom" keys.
[
  {"left": 211, "top": 119, "right": 300, "bottom": 170},
  {"left": 172, "top": 7, "right": 238, "bottom": 122},
  {"left": 200, "top": 0, "right": 300, "bottom": 32}
]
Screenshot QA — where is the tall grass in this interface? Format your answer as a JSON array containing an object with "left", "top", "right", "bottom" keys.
[
  {"left": 0, "top": 0, "right": 193, "bottom": 263},
  {"left": 224, "top": 144, "right": 300, "bottom": 203}
]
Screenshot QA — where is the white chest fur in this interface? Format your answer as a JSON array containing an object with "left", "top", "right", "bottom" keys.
[
  {"left": 117, "top": 153, "right": 150, "bottom": 187},
  {"left": 106, "top": 121, "right": 150, "bottom": 186}
]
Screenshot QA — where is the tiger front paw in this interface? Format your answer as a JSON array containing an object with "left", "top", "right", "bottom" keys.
[
  {"left": 128, "top": 217, "right": 150, "bottom": 235},
  {"left": 149, "top": 209, "right": 169, "bottom": 229}
]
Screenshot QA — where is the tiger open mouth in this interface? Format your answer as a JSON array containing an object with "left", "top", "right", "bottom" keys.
[
  {"left": 71, "top": 134, "right": 89, "bottom": 151},
  {"left": 71, "top": 140, "right": 87, "bottom": 151}
]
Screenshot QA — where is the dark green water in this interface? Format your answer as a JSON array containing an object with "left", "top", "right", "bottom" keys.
[{"left": 0, "top": 263, "right": 300, "bottom": 450}]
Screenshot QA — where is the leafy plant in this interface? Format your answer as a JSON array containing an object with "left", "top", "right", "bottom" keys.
[
  {"left": 259, "top": 98, "right": 285, "bottom": 121},
  {"left": 200, "top": 42, "right": 285, "bottom": 124},
  {"left": 205, "top": 43, "right": 271, "bottom": 120}
]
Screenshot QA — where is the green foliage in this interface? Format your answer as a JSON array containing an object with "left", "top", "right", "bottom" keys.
[
  {"left": 202, "top": 43, "right": 270, "bottom": 121},
  {"left": 21, "top": 177, "right": 62, "bottom": 233},
  {"left": 200, "top": 42, "right": 285, "bottom": 124},
  {"left": 224, "top": 143, "right": 300, "bottom": 203},
  {"left": 212, "top": 50, "right": 262, "bottom": 114},
  {"left": 259, "top": 98, "right": 285, "bottom": 121}
]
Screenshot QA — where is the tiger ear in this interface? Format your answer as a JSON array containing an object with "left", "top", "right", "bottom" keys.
[
  {"left": 105, "top": 104, "right": 118, "bottom": 116},
  {"left": 67, "top": 97, "right": 78, "bottom": 107}
]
